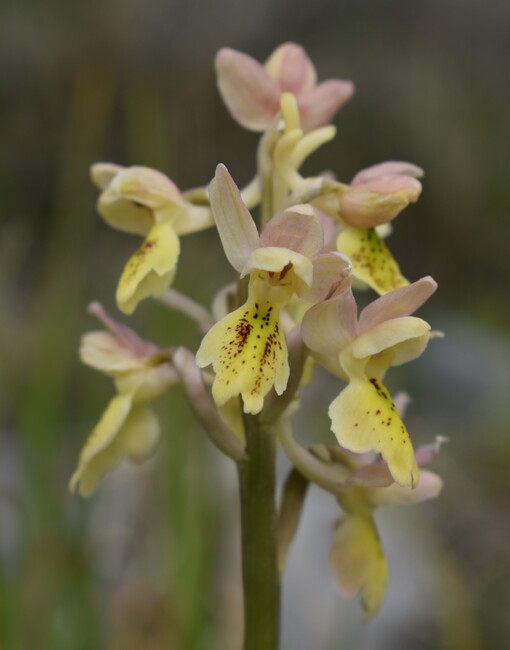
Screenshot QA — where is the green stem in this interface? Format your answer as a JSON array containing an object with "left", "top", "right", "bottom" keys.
[
  {"left": 238, "top": 414, "right": 280, "bottom": 650},
  {"left": 260, "top": 172, "right": 274, "bottom": 226},
  {"left": 257, "top": 119, "right": 278, "bottom": 227}
]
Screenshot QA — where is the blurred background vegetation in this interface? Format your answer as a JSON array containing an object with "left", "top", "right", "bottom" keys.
[{"left": 0, "top": 0, "right": 509, "bottom": 648}]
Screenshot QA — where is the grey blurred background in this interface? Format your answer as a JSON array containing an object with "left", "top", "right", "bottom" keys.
[{"left": 0, "top": 1, "right": 509, "bottom": 649}]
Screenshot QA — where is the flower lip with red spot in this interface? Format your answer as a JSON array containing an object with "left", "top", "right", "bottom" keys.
[
  {"left": 196, "top": 164, "right": 351, "bottom": 414},
  {"left": 301, "top": 277, "right": 437, "bottom": 488}
]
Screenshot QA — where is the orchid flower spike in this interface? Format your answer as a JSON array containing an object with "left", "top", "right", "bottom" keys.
[
  {"left": 314, "top": 161, "right": 424, "bottom": 294},
  {"left": 70, "top": 303, "right": 178, "bottom": 497},
  {"left": 302, "top": 276, "right": 438, "bottom": 487},
  {"left": 91, "top": 163, "right": 214, "bottom": 314},
  {"left": 215, "top": 43, "right": 354, "bottom": 132},
  {"left": 196, "top": 164, "right": 350, "bottom": 415}
]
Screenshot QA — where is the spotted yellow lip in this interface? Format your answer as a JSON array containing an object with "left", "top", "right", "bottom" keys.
[{"left": 337, "top": 226, "right": 409, "bottom": 295}]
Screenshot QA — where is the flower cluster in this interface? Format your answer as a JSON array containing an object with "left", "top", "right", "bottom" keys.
[{"left": 72, "top": 42, "right": 443, "bottom": 621}]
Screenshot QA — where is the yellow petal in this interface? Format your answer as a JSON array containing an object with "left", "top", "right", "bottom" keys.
[
  {"left": 114, "top": 167, "right": 185, "bottom": 212},
  {"left": 97, "top": 193, "right": 154, "bottom": 236},
  {"left": 122, "top": 405, "right": 161, "bottom": 462},
  {"left": 243, "top": 247, "right": 313, "bottom": 290},
  {"left": 69, "top": 394, "right": 132, "bottom": 497},
  {"left": 329, "top": 370, "right": 419, "bottom": 488},
  {"left": 90, "top": 162, "right": 123, "bottom": 190},
  {"left": 196, "top": 299, "right": 289, "bottom": 415},
  {"left": 172, "top": 205, "right": 214, "bottom": 236},
  {"left": 329, "top": 513, "right": 387, "bottom": 620},
  {"left": 114, "top": 364, "right": 178, "bottom": 402},
  {"left": 352, "top": 317, "right": 431, "bottom": 361},
  {"left": 290, "top": 125, "right": 336, "bottom": 171},
  {"left": 79, "top": 331, "right": 147, "bottom": 374},
  {"left": 116, "top": 221, "right": 180, "bottom": 314},
  {"left": 337, "top": 226, "right": 408, "bottom": 295},
  {"left": 95, "top": 165, "right": 188, "bottom": 235},
  {"left": 280, "top": 92, "right": 301, "bottom": 131}
]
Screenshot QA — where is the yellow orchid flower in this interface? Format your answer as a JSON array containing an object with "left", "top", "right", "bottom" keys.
[
  {"left": 196, "top": 164, "right": 350, "bottom": 415},
  {"left": 91, "top": 163, "right": 213, "bottom": 314},
  {"left": 278, "top": 419, "right": 444, "bottom": 619},
  {"left": 70, "top": 303, "right": 178, "bottom": 497},
  {"left": 331, "top": 439, "right": 444, "bottom": 619},
  {"left": 313, "top": 161, "right": 423, "bottom": 294},
  {"left": 302, "top": 276, "right": 437, "bottom": 487}
]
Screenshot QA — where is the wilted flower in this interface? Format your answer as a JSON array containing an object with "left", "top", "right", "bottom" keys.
[
  {"left": 91, "top": 163, "right": 213, "bottom": 314},
  {"left": 215, "top": 43, "right": 354, "bottom": 132},
  {"left": 302, "top": 276, "right": 437, "bottom": 487},
  {"left": 314, "top": 161, "right": 423, "bottom": 294},
  {"left": 70, "top": 303, "right": 178, "bottom": 497},
  {"left": 196, "top": 164, "right": 350, "bottom": 414}
]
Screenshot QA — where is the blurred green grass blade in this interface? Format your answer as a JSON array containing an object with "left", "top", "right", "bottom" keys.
[
  {"left": 21, "top": 67, "right": 115, "bottom": 456},
  {"left": 15, "top": 65, "right": 115, "bottom": 650}
]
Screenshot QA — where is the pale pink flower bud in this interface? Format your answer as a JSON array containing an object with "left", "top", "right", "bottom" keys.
[
  {"left": 215, "top": 43, "right": 354, "bottom": 132},
  {"left": 339, "top": 162, "right": 423, "bottom": 229}
]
